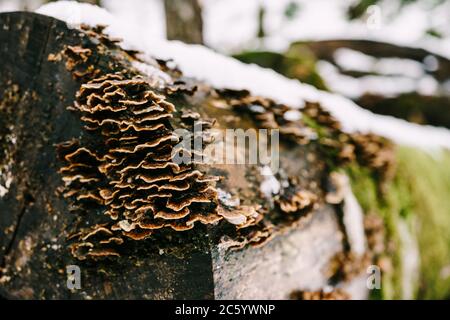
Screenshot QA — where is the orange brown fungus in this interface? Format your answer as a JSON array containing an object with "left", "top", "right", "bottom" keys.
[
  {"left": 62, "top": 45, "right": 100, "bottom": 79},
  {"left": 228, "top": 92, "right": 395, "bottom": 178},
  {"left": 230, "top": 95, "right": 316, "bottom": 145},
  {"left": 58, "top": 73, "right": 225, "bottom": 259},
  {"left": 364, "top": 213, "right": 385, "bottom": 256},
  {"left": 302, "top": 102, "right": 395, "bottom": 176},
  {"left": 277, "top": 189, "right": 317, "bottom": 214},
  {"left": 220, "top": 222, "right": 275, "bottom": 251},
  {"left": 290, "top": 288, "right": 350, "bottom": 300},
  {"left": 327, "top": 251, "right": 372, "bottom": 283},
  {"left": 79, "top": 24, "right": 122, "bottom": 49}
]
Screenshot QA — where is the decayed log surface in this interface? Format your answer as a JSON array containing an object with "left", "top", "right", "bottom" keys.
[{"left": 0, "top": 12, "right": 377, "bottom": 299}]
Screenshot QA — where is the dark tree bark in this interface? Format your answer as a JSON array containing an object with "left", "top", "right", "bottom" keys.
[
  {"left": 164, "top": 0, "right": 203, "bottom": 44},
  {"left": 257, "top": 5, "right": 266, "bottom": 39}
]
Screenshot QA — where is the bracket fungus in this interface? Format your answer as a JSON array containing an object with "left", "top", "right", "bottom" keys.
[
  {"left": 52, "top": 27, "right": 275, "bottom": 259},
  {"left": 291, "top": 288, "right": 350, "bottom": 300},
  {"left": 58, "top": 72, "right": 228, "bottom": 259}
]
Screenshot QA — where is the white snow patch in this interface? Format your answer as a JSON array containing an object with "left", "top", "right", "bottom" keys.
[
  {"left": 317, "top": 60, "right": 434, "bottom": 98},
  {"left": 342, "top": 175, "right": 366, "bottom": 257},
  {"left": 36, "top": 1, "right": 450, "bottom": 150},
  {"left": 259, "top": 166, "right": 280, "bottom": 198},
  {"left": 0, "top": 172, "right": 12, "bottom": 197},
  {"left": 417, "top": 76, "right": 439, "bottom": 96},
  {"left": 423, "top": 55, "right": 439, "bottom": 72},
  {"left": 102, "top": 0, "right": 165, "bottom": 40},
  {"left": 283, "top": 110, "right": 302, "bottom": 122},
  {"left": 37, "top": 1, "right": 115, "bottom": 27},
  {"left": 334, "top": 48, "right": 375, "bottom": 73},
  {"left": 0, "top": 179, "right": 11, "bottom": 197},
  {"left": 249, "top": 104, "right": 266, "bottom": 113},
  {"left": 375, "top": 58, "right": 424, "bottom": 79},
  {"left": 0, "top": 0, "right": 43, "bottom": 12},
  {"left": 131, "top": 60, "right": 172, "bottom": 89},
  {"left": 217, "top": 188, "right": 240, "bottom": 208},
  {"left": 398, "top": 219, "right": 420, "bottom": 300},
  {"left": 334, "top": 48, "right": 425, "bottom": 79},
  {"left": 0, "top": 132, "right": 16, "bottom": 198}
]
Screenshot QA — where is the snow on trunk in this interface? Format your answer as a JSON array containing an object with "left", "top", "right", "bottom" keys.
[{"left": 36, "top": 1, "right": 450, "bottom": 151}]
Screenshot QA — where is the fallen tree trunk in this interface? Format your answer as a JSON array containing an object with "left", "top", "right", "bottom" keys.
[
  {"left": 236, "top": 39, "right": 450, "bottom": 129},
  {"left": 0, "top": 12, "right": 382, "bottom": 299}
]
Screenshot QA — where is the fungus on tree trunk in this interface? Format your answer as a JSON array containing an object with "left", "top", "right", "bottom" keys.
[{"left": 0, "top": 12, "right": 394, "bottom": 299}]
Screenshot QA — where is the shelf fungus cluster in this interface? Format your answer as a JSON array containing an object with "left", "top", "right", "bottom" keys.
[
  {"left": 58, "top": 73, "right": 217, "bottom": 259},
  {"left": 224, "top": 90, "right": 394, "bottom": 179},
  {"left": 48, "top": 26, "right": 274, "bottom": 260},
  {"left": 53, "top": 24, "right": 394, "bottom": 261},
  {"left": 229, "top": 95, "right": 318, "bottom": 145},
  {"left": 301, "top": 102, "right": 395, "bottom": 178},
  {"left": 57, "top": 71, "right": 268, "bottom": 259}
]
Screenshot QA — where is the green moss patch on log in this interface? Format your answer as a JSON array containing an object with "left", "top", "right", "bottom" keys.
[
  {"left": 347, "top": 147, "right": 450, "bottom": 299},
  {"left": 234, "top": 48, "right": 327, "bottom": 90}
]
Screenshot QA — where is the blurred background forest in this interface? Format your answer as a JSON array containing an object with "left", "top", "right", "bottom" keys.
[
  {"left": 2, "top": 0, "right": 449, "bottom": 128},
  {"left": 0, "top": 0, "right": 450, "bottom": 128}
]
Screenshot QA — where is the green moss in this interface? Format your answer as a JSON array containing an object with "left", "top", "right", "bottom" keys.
[
  {"left": 301, "top": 115, "right": 332, "bottom": 140},
  {"left": 346, "top": 164, "right": 403, "bottom": 299},
  {"left": 347, "top": 147, "right": 450, "bottom": 299},
  {"left": 397, "top": 148, "right": 450, "bottom": 299}
]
